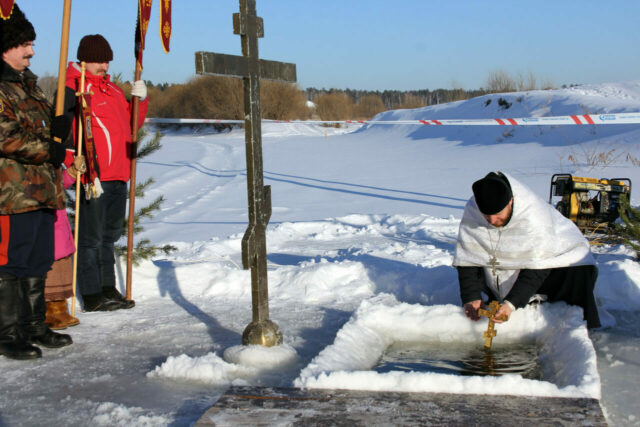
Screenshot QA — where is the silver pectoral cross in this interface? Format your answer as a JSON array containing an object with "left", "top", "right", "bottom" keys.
[{"left": 490, "top": 256, "right": 500, "bottom": 276}]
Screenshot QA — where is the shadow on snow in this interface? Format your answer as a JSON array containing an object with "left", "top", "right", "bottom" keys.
[{"left": 153, "top": 260, "right": 241, "bottom": 346}]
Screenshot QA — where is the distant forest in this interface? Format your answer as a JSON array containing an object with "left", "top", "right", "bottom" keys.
[
  {"left": 304, "top": 87, "right": 489, "bottom": 109},
  {"left": 142, "top": 78, "right": 504, "bottom": 121}
]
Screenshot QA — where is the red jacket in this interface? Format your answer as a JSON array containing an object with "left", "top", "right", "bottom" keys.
[{"left": 65, "top": 62, "right": 147, "bottom": 182}]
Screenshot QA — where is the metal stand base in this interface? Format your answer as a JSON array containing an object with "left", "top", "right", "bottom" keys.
[{"left": 241, "top": 320, "right": 283, "bottom": 346}]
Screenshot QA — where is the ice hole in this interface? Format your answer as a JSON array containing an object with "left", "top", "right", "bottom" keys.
[
  {"left": 294, "top": 295, "right": 601, "bottom": 399},
  {"left": 375, "top": 341, "right": 541, "bottom": 380}
]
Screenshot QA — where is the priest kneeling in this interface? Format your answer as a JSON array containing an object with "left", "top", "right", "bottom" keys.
[{"left": 453, "top": 171, "right": 601, "bottom": 329}]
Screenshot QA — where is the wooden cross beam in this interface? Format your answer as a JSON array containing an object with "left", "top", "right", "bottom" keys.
[
  {"left": 195, "top": 52, "right": 296, "bottom": 83},
  {"left": 195, "top": 0, "right": 296, "bottom": 347}
]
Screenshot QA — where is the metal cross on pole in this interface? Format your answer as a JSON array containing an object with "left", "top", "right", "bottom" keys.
[{"left": 195, "top": 0, "right": 296, "bottom": 347}]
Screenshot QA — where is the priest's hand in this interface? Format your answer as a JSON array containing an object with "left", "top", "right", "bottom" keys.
[
  {"left": 463, "top": 300, "right": 484, "bottom": 321},
  {"left": 492, "top": 303, "right": 512, "bottom": 323}
]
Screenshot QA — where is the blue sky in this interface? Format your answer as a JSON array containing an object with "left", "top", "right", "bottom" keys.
[{"left": 19, "top": 0, "right": 640, "bottom": 91}]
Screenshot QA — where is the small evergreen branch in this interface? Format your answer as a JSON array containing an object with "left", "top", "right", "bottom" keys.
[
  {"left": 136, "top": 195, "right": 164, "bottom": 220},
  {"left": 614, "top": 194, "right": 640, "bottom": 258},
  {"left": 136, "top": 177, "right": 155, "bottom": 197},
  {"left": 121, "top": 196, "right": 165, "bottom": 237},
  {"left": 137, "top": 131, "right": 163, "bottom": 158},
  {"left": 115, "top": 239, "right": 177, "bottom": 266},
  {"left": 117, "top": 129, "right": 176, "bottom": 263}
]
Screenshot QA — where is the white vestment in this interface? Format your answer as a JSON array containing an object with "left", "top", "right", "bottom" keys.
[{"left": 452, "top": 173, "right": 594, "bottom": 301}]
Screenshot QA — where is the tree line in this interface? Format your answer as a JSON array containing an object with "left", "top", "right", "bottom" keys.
[
  {"left": 143, "top": 78, "right": 491, "bottom": 121},
  {"left": 37, "top": 69, "right": 565, "bottom": 122}
]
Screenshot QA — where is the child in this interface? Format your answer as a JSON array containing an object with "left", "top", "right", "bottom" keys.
[{"left": 44, "top": 155, "right": 85, "bottom": 329}]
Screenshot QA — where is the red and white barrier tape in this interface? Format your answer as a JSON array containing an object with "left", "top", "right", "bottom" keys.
[{"left": 145, "top": 112, "right": 640, "bottom": 126}]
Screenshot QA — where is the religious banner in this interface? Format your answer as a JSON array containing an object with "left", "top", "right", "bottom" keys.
[
  {"left": 159, "top": 0, "right": 171, "bottom": 53},
  {"left": 135, "top": 0, "right": 153, "bottom": 71},
  {"left": 0, "top": 0, "right": 15, "bottom": 20}
]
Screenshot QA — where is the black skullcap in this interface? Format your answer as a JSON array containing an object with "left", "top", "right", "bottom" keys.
[
  {"left": 472, "top": 172, "right": 513, "bottom": 215},
  {"left": 0, "top": 4, "right": 36, "bottom": 54},
  {"left": 77, "top": 34, "right": 113, "bottom": 63}
]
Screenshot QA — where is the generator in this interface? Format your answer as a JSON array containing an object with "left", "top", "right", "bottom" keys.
[{"left": 549, "top": 174, "right": 631, "bottom": 233}]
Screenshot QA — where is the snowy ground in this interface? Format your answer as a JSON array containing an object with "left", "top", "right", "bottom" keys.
[{"left": 2, "top": 81, "right": 640, "bottom": 426}]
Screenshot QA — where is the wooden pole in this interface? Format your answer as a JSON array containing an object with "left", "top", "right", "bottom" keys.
[
  {"left": 70, "top": 62, "right": 86, "bottom": 316},
  {"left": 125, "top": 66, "right": 141, "bottom": 301},
  {"left": 54, "top": 0, "right": 72, "bottom": 118},
  {"left": 54, "top": 0, "right": 74, "bottom": 313}
]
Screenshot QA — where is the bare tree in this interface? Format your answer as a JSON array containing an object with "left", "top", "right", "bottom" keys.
[
  {"left": 153, "top": 76, "right": 243, "bottom": 119},
  {"left": 355, "top": 94, "right": 385, "bottom": 119},
  {"left": 516, "top": 70, "right": 537, "bottom": 91},
  {"left": 541, "top": 78, "right": 555, "bottom": 90},
  {"left": 315, "top": 93, "right": 354, "bottom": 121},
  {"left": 486, "top": 69, "right": 516, "bottom": 93},
  {"left": 261, "top": 81, "right": 308, "bottom": 120},
  {"left": 395, "top": 93, "right": 425, "bottom": 109}
]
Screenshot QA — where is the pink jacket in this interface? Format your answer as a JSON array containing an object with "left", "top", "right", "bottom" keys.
[{"left": 54, "top": 170, "right": 76, "bottom": 260}]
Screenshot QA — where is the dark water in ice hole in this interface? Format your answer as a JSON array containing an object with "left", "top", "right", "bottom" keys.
[{"left": 374, "top": 342, "right": 541, "bottom": 380}]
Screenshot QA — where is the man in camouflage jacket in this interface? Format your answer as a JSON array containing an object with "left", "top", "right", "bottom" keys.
[
  {"left": 0, "top": 58, "right": 66, "bottom": 215},
  {"left": 0, "top": 4, "right": 72, "bottom": 361}
]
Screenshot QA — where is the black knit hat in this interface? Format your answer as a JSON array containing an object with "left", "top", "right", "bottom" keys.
[
  {"left": 77, "top": 34, "right": 113, "bottom": 62},
  {"left": 472, "top": 172, "right": 513, "bottom": 215},
  {"left": 0, "top": 4, "right": 36, "bottom": 54}
]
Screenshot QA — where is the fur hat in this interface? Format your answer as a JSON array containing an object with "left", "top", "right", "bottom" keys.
[
  {"left": 77, "top": 34, "right": 113, "bottom": 62},
  {"left": 472, "top": 172, "right": 513, "bottom": 215},
  {"left": 0, "top": 4, "right": 36, "bottom": 54}
]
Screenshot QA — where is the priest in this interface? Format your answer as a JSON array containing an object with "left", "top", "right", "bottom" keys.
[{"left": 453, "top": 171, "right": 601, "bottom": 329}]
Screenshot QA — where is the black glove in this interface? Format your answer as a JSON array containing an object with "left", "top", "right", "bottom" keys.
[
  {"left": 47, "top": 140, "right": 66, "bottom": 168},
  {"left": 50, "top": 115, "right": 71, "bottom": 141}
]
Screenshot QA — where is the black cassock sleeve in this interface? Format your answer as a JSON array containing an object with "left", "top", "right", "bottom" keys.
[
  {"left": 457, "top": 266, "right": 485, "bottom": 304},
  {"left": 505, "top": 268, "right": 551, "bottom": 308},
  {"left": 458, "top": 266, "right": 552, "bottom": 308}
]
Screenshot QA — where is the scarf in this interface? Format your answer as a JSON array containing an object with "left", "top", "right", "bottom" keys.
[{"left": 77, "top": 75, "right": 103, "bottom": 199}]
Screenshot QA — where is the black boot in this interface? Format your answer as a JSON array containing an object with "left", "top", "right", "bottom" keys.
[
  {"left": 21, "top": 276, "right": 72, "bottom": 348},
  {"left": 102, "top": 286, "right": 135, "bottom": 309},
  {"left": 0, "top": 273, "right": 41, "bottom": 359},
  {"left": 82, "top": 292, "right": 127, "bottom": 312}
]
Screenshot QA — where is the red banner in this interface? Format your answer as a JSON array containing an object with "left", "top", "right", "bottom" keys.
[
  {"left": 135, "top": 0, "right": 153, "bottom": 71},
  {"left": 0, "top": 0, "right": 15, "bottom": 20},
  {"left": 160, "top": 0, "right": 171, "bottom": 53}
]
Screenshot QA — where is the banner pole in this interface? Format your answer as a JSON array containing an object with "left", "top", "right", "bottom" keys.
[
  {"left": 71, "top": 62, "right": 86, "bottom": 317},
  {"left": 55, "top": 0, "right": 74, "bottom": 314}
]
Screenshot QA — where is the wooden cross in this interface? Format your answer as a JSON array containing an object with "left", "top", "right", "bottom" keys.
[
  {"left": 477, "top": 301, "right": 508, "bottom": 349},
  {"left": 195, "top": 0, "right": 296, "bottom": 347}
]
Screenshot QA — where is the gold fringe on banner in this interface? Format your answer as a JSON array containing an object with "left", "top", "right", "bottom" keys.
[
  {"left": 0, "top": 0, "right": 15, "bottom": 20},
  {"left": 160, "top": 0, "right": 171, "bottom": 54}
]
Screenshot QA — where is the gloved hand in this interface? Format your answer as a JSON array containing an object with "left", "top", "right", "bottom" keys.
[
  {"left": 50, "top": 115, "right": 71, "bottom": 141},
  {"left": 73, "top": 154, "right": 86, "bottom": 172},
  {"left": 47, "top": 140, "right": 66, "bottom": 168},
  {"left": 130, "top": 80, "right": 147, "bottom": 100},
  {"left": 66, "top": 154, "right": 86, "bottom": 177}
]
